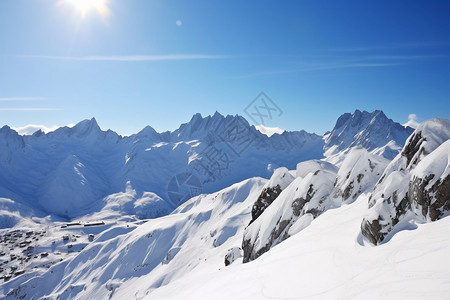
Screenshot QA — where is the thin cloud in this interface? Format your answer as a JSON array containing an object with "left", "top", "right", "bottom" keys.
[
  {"left": 322, "top": 41, "right": 450, "bottom": 52},
  {"left": 12, "top": 123, "right": 75, "bottom": 135},
  {"left": 237, "top": 51, "right": 446, "bottom": 78},
  {"left": 351, "top": 54, "right": 447, "bottom": 61},
  {"left": 0, "top": 97, "right": 45, "bottom": 101},
  {"left": 237, "top": 62, "right": 400, "bottom": 78},
  {"left": 0, "top": 108, "right": 61, "bottom": 111},
  {"left": 23, "top": 54, "right": 227, "bottom": 62}
]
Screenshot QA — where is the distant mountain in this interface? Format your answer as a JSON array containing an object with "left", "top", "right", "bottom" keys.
[
  {"left": 324, "top": 109, "right": 414, "bottom": 160},
  {"left": 0, "top": 112, "right": 324, "bottom": 221},
  {"left": 0, "top": 110, "right": 418, "bottom": 223}
]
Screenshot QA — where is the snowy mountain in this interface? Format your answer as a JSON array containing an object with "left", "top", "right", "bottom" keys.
[
  {"left": 324, "top": 109, "right": 414, "bottom": 160},
  {"left": 0, "top": 112, "right": 324, "bottom": 222},
  {"left": 242, "top": 148, "right": 388, "bottom": 262},
  {"left": 1, "top": 111, "right": 449, "bottom": 299}
]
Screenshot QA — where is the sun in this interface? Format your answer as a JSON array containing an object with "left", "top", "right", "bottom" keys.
[{"left": 60, "top": 0, "right": 110, "bottom": 18}]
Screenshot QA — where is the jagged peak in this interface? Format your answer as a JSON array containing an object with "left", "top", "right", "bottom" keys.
[
  {"left": 173, "top": 112, "right": 246, "bottom": 140},
  {"left": 325, "top": 110, "right": 414, "bottom": 158},
  {"left": 0, "top": 125, "right": 21, "bottom": 138},
  {"left": 134, "top": 125, "right": 160, "bottom": 140}
]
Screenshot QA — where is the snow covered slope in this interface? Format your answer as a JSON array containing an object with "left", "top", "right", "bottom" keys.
[
  {"left": 0, "top": 116, "right": 449, "bottom": 299},
  {"left": 0, "top": 177, "right": 266, "bottom": 299},
  {"left": 149, "top": 193, "right": 450, "bottom": 300},
  {"left": 0, "top": 113, "right": 324, "bottom": 221},
  {"left": 242, "top": 149, "right": 388, "bottom": 262}
]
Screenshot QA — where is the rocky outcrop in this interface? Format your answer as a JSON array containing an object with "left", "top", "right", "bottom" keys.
[
  {"left": 409, "top": 174, "right": 450, "bottom": 221},
  {"left": 242, "top": 165, "right": 337, "bottom": 263},
  {"left": 224, "top": 247, "right": 242, "bottom": 266},
  {"left": 242, "top": 148, "right": 394, "bottom": 263},
  {"left": 361, "top": 120, "right": 450, "bottom": 245},
  {"left": 248, "top": 168, "right": 294, "bottom": 226},
  {"left": 249, "top": 185, "right": 282, "bottom": 225},
  {"left": 333, "top": 149, "right": 388, "bottom": 202}
]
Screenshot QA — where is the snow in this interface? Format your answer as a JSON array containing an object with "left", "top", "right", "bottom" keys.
[
  {"left": 334, "top": 148, "right": 389, "bottom": 201},
  {"left": 149, "top": 193, "right": 450, "bottom": 300},
  {"left": 412, "top": 139, "right": 450, "bottom": 182},
  {"left": 0, "top": 178, "right": 266, "bottom": 299},
  {"left": 405, "top": 119, "right": 450, "bottom": 169},
  {"left": 296, "top": 159, "right": 338, "bottom": 178},
  {"left": 361, "top": 118, "right": 450, "bottom": 245},
  {"left": 0, "top": 112, "right": 324, "bottom": 221},
  {"left": 324, "top": 109, "right": 413, "bottom": 159},
  {"left": 262, "top": 167, "right": 294, "bottom": 190},
  {"left": 1, "top": 112, "right": 448, "bottom": 299}
]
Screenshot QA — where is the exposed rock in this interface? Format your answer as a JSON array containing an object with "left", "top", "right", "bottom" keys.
[
  {"left": 402, "top": 131, "right": 425, "bottom": 167},
  {"left": 242, "top": 167, "right": 336, "bottom": 263},
  {"left": 333, "top": 149, "right": 388, "bottom": 202},
  {"left": 249, "top": 185, "right": 282, "bottom": 225},
  {"left": 361, "top": 121, "right": 450, "bottom": 245},
  {"left": 224, "top": 247, "right": 242, "bottom": 266},
  {"left": 410, "top": 174, "right": 450, "bottom": 221},
  {"left": 248, "top": 167, "right": 294, "bottom": 225}
]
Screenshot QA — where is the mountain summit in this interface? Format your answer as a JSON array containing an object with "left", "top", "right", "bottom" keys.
[{"left": 324, "top": 109, "right": 414, "bottom": 159}]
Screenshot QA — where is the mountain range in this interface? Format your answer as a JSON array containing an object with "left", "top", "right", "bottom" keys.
[
  {"left": 0, "top": 110, "right": 412, "bottom": 224},
  {"left": 3, "top": 110, "right": 449, "bottom": 300}
]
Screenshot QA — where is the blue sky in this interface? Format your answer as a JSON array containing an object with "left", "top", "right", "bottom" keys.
[{"left": 1, "top": 0, "right": 449, "bottom": 135}]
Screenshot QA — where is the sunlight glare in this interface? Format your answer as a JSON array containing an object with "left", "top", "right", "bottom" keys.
[{"left": 61, "top": 0, "right": 110, "bottom": 18}]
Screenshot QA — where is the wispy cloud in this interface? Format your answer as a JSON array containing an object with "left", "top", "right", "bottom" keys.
[
  {"left": 0, "top": 97, "right": 46, "bottom": 101},
  {"left": 22, "top": 54, "right": 227, "bottom": 62},
  {"left": 237, "top": 51, "right": 446, "bottom": 78},
  {"left": 322, "top": 41, "right": 450, "bottom": 52},
  {"left": 0, "top": 108, "right": 61, "bottom": 111},
  {"left": 349, "top": 54, "right": 447, "bottom": 62},
  {"left": 237, "top": 62, "right": 400, "bottom": 78}
]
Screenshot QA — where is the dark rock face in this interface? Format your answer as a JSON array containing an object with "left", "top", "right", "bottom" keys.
[
  {"left": 249, "top": 184, "right": 282, "bottom": 225},
  {"left": 242, "top": 218, "right": 291, "bottom": 263},
  {"left": 361, "top": 217, "right": 383, "bottom": 245},
  {"left": 242, "top": 168, "right": 336, "bottom": 263},
  {"left": 402, "top": 132, "right": 426, "bottom": 167},
  {"left": 224, "top": 247, "right": 242, "bottom": 266},
  {"left": 362, "top": 173, "right": 450, "bottom": 245},
  {"left": 362, "top": 187, "right": 413, "bottom": 245},
  {"left": 410, "top": 174, "right": 450, "bottom": 221},
  {"left": 292, "top": 185, "right": 315, "bottom": 216},
  {"left": 391, "top": 192, "right": 410, "bottom": 226}
]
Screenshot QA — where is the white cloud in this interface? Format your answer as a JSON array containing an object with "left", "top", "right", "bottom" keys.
[
  {"left": 255, "top": 125, "right": 285, "bottom": 137},
  {"left": 403, "top": 113, "right": 420, "bottom": 129},
  {"left": 12, "top": 124, "right": 75, "bottom": 135},
  {"left": 0, "top": 108, "right": 60, "bottom": 111},
  {"left": 0, "top": 97, "right": 45, "bottom": 101},
  {"left": 176, "top": 20, "right": 182, "bottom": 26},
  {"left": 24, "top": 54, "right": 226, "bottom": 62}
]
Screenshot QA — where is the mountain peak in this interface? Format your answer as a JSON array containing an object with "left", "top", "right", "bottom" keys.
[
  {"left": 325, "top": 110, "right": 414, "bottom": 159},
  {"left": 173, "top": 112, "right": 231, "bottom": 140},
  {"left": 71, "top": 117, "right": 101, "bottom": 135}
]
